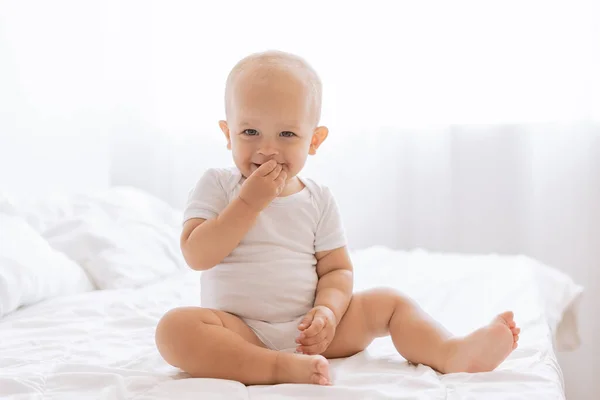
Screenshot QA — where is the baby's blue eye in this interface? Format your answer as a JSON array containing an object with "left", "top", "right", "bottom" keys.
[
  {"left": 280, "top": 131, "right": 296, "bottom": 137},
  {"left": 243, "top": 129, "right": 259, "bottom": 136}
]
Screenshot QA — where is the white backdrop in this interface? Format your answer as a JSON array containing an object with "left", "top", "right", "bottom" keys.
[{"left": 1, "top": 1, "right": 599, "bottom": 399}]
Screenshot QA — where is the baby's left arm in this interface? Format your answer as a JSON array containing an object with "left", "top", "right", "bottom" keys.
[
  {"left": 296, "top": 188, "right": 351, "bottom": 354},
  {"left": 312, "top": 246, "right": 354, "bottom": 325},
  {"left": 295, "top": 246, "right": 353, "bottom": 354}
]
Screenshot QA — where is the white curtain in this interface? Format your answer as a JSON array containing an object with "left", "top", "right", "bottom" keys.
[{"left": 1, "top": 1, "right": 599, "bottom": 398}]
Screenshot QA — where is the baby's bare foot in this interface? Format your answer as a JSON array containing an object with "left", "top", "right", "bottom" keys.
[
  {"left": 442, "top": 311, "right": 520, "bottom": 373},
  {"left": 274, "top": 352, "right": 331, "bottom": 385}
]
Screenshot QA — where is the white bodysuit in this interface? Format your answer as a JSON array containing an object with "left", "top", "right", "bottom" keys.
[{"left": 183, "top": 167, "right": 347, "bottom": 352}]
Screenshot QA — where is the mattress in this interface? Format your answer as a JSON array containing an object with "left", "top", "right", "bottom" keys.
[{"left": 0, "top": 244, "right": 581, "bottom": 400}]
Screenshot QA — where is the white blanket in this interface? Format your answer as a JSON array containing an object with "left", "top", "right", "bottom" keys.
[{"left": 0, "top": 246, "right": 581, "bottom": 400}]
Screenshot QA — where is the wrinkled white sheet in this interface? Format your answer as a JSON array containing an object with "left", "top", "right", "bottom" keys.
[{"left": 0, "top": 246, "right": 580, "bottom": 400}]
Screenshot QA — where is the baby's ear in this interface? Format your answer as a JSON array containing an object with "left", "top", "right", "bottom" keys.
[
  {"left": 309, "top": 126, "right": 328, "bottom": 155},
  {"left": 219, "top": 120, "right": 231, "bottom": 150}
]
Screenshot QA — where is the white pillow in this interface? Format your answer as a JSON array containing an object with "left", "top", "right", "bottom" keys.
[
  {"left": 0, "top": 191, "right": 86, "bottom": 233},
  {"left": 42, "top": 187, "right": 187, "bottom": 290},
  {"left": 0, "top": 213, "right": 95, "bottom": 318},
  {"left": 2, "top": 186, "right": 182, "bottom": 235},
  {"left": 527, "top": 256, "right": 584, "bottom": 351}
]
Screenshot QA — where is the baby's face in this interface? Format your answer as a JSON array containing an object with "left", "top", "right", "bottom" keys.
[{"left": 221, "top": 69, "right": 318, "bottom": 180}]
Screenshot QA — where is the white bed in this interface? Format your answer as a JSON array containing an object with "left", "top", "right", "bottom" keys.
[{"left": 0, "top": 187, "right": 583, "bottom": 400}]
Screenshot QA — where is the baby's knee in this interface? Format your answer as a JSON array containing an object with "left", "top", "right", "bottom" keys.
[
  {"left": 156, "top": 307, "right": 223, "bottom": 367},
  {"left": 155, "top": 307, "right": 220, "bottom": 355},
  {"left": 156, "top": 308, "right": 190, "bottom": 348},
  {"left": 365, "top": 287, "right": 414, "bottom": 311},
  {"left": 159, "top": 306, "right": 220, "bottom": 327}
]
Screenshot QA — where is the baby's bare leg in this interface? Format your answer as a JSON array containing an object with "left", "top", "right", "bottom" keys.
[
  {"left": 322, "top": 288, "right": 519, "bottom": 373},
  {"left": 321, "top": 287, "right": 451, "bottom": 369},
  {"left": 155, "top": 307, "right": 331, "bottom": 385}
]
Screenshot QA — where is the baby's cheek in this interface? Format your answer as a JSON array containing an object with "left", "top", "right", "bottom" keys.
[{"left": 286, "top": 155, "right": 306, "bottom": 173}]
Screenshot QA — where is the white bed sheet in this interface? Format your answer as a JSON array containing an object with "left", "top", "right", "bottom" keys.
[{"left": 0, "top": 246, "right": 577, "bottom": 400}]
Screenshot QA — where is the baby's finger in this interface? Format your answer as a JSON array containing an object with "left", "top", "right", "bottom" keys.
[
  {"left": 296, "top": 327, "right": 327, "bottom": 346},
  {"left": 266, "top": 163, "right": 283, "bottom": 179},
  {"left": 297, "top": 340, "right": 329, "bottom": 355},
  {"left": 302, "top": 315, "right": 326, "bottom": 338},
  {"left": 275, "top": 170, "right": 287, "bottom": 185},
  {"left": 257, "top": 160, "right": 278, "bottom": 176},
  {"left": 298, "top": 311, "right": 315, "bottom": 331}
]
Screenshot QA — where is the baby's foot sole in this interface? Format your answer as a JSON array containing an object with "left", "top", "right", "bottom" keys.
[
  {"left": 274, "top": 352, "right": 331, "bottom": 385},
  {"left": 443, "top": 311, "right": 519, "bottom": 373}
]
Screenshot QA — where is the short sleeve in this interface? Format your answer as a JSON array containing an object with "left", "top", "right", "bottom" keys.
[
  {"left": 314, "top": 187, "right": 347, "bottom": 252},
  {"left": 183, "top": 168, "right": 230, "bottom": 224}
]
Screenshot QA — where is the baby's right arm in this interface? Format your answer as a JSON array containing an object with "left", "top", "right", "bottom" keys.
[
  {"left": 181, "top": 198, "right": 258, "bottom": 271},
  {"left": 181, "top": 160, "right": 287, "bottom": 271}
]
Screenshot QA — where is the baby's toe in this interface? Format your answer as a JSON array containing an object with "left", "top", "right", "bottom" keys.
[
  {"left": 312, "top": 356, "right": 330, "bottom": 385},
  {"left": 497, "top": 311, "right": 514, "bottom": 326},
  {"left": 310, "top": 373, "right": 323, "bottom": 385}
]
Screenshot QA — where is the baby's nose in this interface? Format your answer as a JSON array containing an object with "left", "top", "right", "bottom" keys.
[{"left": 258, "top": 146, "right": 279, "bottom": 156}]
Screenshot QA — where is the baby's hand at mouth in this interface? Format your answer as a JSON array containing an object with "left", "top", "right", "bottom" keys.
[{"left": 239, "top": 160, "right": 287, "bottom": 211}]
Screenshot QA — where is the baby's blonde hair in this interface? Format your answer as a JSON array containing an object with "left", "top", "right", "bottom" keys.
[{"left": 224, "top": 50, "right": 323, "bottom": 125}]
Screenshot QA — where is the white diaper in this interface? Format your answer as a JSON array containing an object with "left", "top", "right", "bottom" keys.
[{"left": 243, "top": 316, "right": 305, "bottom": 352}]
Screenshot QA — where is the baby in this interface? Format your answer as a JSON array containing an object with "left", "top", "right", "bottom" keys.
[{"left": 155, "top": 50, "right": 520, "bottom": 386}]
